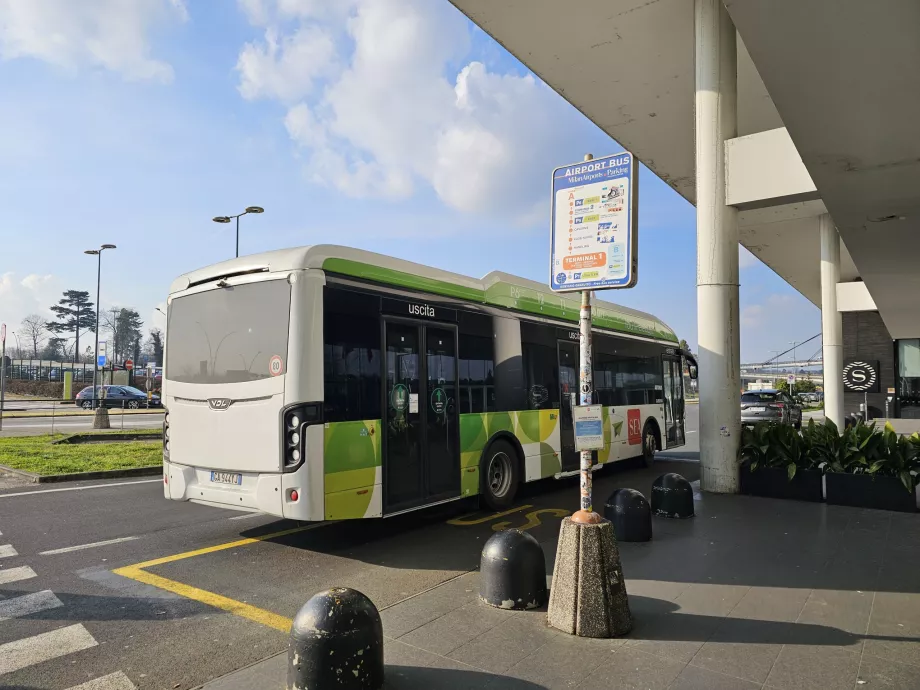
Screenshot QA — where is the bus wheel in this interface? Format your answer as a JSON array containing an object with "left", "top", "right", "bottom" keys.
[
  {"left": 480, "top": 439, "right": 520, "bottom": 511},
  {"left": 642, "top": 423, "right": 658, "bottom": 468}
]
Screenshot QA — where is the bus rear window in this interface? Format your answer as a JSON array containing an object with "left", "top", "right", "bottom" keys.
[{"left": 166, "top": 280, "right": 291, "bottom": 384}]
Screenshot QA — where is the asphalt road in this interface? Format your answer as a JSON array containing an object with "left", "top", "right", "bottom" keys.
[
  {"left": 0, "top": 413, "right": 164, "bottom": 437},
  {"left": 0, "top": 454, "right": 700, "bottom": 689}
]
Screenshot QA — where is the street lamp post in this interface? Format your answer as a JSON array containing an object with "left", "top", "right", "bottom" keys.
[
  {"left": 212, "top": 206, "right": 264, "bottom": 258},
  {"left": 85, "top": 244, "right": 116, "bottom": 416},
  {"left": 789, "top": 341, "right": 798, "bottom": 396}
]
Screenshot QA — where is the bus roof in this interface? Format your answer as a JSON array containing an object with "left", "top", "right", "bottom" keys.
[{"left": 170, "top": 245, "right": 678, "bottom": 343}]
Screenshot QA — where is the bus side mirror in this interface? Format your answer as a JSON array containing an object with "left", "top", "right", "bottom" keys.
[{"left": 688, "top": 364, "right": 698, "bottom": 380}]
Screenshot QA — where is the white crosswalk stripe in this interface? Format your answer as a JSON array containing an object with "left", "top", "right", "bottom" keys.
[
  {"left": 66, "top": 671, "right": 136, "bottom": 690},
  {"left": 0, "top": 532, "right": 132, "bottom": 685},
  {"left": 0, "top": 589, "right": 63, "bottom": 621},
  {"left": 0, "top": 565, "right": 37, "bottom": 585},
  {"left": 0, "top": 623, "right": 98, "bottom": 675}
]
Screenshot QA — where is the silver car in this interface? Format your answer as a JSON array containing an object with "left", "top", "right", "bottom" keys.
[{"left": 741, "top": 389, "right": 802, "bottom": 429}]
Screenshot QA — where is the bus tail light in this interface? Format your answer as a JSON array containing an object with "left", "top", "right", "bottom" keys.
[
  {"left": 282, "top": 403, "right": 322, "bottom": 473},
  {"left": 163, "top": 408, "right": 170, "bottom": 459}
]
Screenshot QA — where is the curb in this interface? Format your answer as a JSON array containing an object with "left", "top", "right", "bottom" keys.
[
  {"left": 0, "top": 464, "right": 162, "bottom": 484},
  {"left": 0, "top": 410, "right": 162, "bottom": 419}
]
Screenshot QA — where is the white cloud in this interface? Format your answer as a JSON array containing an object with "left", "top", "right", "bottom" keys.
[
  {"left": 237, "top": 0, "right": 595, "bottom": 222},
  {"left": 0, "top": 0, "right": 186, "bottom": 83},
  {"left": 0, "top": 272, "right": 62, "bottom": 349},
  {"left": 739, "top": 245, "right": 759, "bottom": 269},
  {"left": 237, "top": 25, "right": 337, "bottom": 103}
]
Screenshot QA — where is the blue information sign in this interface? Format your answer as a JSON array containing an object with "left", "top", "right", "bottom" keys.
[{"left": 550, "top": 152, "right": 638, "bottom": 292}]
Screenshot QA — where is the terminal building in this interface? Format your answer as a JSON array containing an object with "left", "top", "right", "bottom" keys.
[{"left": 449, "top": 0, "right": 920, "bottom": 490}]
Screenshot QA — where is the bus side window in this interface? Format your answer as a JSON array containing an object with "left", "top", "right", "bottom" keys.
[
  {"left": 323, "top": 289, "right": 382, "bottom": 423},
  {"left": 459, "top": 333, "right": 494, "bottom": 414},
  {"left": 521, "top": 342, "right": 559, "bottom": 410}
]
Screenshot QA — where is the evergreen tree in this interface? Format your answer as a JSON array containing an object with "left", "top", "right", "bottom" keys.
[{"left": 47, "top": 290, "right": 96, "bottom": 363}]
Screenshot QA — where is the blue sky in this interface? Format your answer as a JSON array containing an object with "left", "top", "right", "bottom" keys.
[{"left": 0, "top": 0, "right": 819, "bottom": 363}]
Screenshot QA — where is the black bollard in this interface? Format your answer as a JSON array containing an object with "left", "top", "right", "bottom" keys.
[
  {"left": 480, "top": 528, "right": 547, "bottom": 610},
  {"left": 651, "top": 473, "right": 694, "bottom": 519},
  {"left": 604, "top": 488, "right": 652, "bottom": 542},
  {"left": 288, "top": 587, "right": 384, "bottom": 690}
]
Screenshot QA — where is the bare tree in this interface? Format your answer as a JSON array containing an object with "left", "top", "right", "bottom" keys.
[{"left": 20, "top": 314, "right": 48, "bottom": 358}]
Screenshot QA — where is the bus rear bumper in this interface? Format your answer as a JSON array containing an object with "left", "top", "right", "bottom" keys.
[{"left": 163, "top": 460, "right": 319, "bottom": 521}]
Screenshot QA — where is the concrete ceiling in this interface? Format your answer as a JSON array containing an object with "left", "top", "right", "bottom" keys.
[
  {"left": 724, "top": 0, "right": 920, "bottom": 339},
  {"left": 451, "top": 0, "right": 919, "bottom": 335}
]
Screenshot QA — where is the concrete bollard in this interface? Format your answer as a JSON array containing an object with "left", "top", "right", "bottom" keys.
[
  {"left": 651, "top": 473, "right": 694, "bottom": 519},
  {"left": 480, "top": 528, "right": 547, "bottom": 610},
  {"left": 604, "top": 488, "right": 652, "bottom": 542},
  {"left": 288, "top": 587, "right": 383, "bottom": 690}
]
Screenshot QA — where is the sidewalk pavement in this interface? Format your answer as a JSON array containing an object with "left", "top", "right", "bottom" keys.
[{"left": 201, "top": 489, "right": 920, "bottom": 690}]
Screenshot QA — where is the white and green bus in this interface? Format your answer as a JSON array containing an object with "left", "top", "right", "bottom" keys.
[{"left": 162, "top": 245, "right": 695, "bottom": 520}]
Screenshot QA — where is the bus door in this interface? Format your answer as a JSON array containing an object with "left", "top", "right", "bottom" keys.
[
  {"left": 662, "top": 355, "right": 686, "bottom": 448},
  {"left": 557, "top": 340, "right": 580, "bottom": 472},
  {"left": 383, "top": 319, "right": 460, "bottom": 512}
]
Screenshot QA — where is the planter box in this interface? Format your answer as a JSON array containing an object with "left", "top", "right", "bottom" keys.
[
  {"left": 740, "top": 463, "right": 824, "bottom": 502},
  {"left": 825, "top": 472, "right": 918, "bottom": 513}
]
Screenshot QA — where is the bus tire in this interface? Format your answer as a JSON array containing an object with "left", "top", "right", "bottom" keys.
[
  {"left": 642, "top": 422, "right": 658, "bottom": 468},
  {"left": 480, "top": 439, "right": 520, "bottom": 511}
]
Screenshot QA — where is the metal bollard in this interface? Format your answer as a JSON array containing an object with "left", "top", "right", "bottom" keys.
[
  {"left": 288, "top": 587, "right": 384, "bottom": 690},
  {"left": 604, "top": 488, "right": 652, "bottom": 542},
  {"left": 651, "top": 473, "right": 694, "bottom": 519},
  {"left": 479, "top": 528, "right": 547, "bottom": 610}
]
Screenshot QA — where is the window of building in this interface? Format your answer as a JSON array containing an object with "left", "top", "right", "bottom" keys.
[
  {"left": 898, "top": 339, "right": 920, "bottom": 414},
  {"left": 323, "top": 289, "right": 382, "bottom": 422}
]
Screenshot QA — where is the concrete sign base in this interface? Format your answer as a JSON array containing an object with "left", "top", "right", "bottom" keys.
[{"left": 547, "top": 517, "right": 632, "bottom": 638}]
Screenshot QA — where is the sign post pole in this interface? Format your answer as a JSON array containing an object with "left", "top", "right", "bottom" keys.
[
  {"left": 577, "top": 155, "right": 595, "bottom": 516},
  {"left": 578, "top": 287, "right": 594, "bottom": 514}
]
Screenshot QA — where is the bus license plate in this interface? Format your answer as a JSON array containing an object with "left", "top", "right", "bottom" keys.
[{"left": 211, "top": 471, "right": 242, "bottom": 485}]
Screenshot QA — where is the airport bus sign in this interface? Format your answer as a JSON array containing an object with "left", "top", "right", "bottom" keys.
[{"left": 550, "top": 151, "right": 638, "bottom": 292}]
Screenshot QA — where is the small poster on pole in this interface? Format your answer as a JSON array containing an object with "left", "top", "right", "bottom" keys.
[{"left": 573, "top": 405, "right": 604, "bottom": 451}]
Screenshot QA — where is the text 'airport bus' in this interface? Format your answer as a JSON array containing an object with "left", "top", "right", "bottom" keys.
[{"left": 161, "top": 245, "right": 696, "bottom": 520}]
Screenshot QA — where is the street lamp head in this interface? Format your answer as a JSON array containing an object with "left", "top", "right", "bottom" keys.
[
  {"left": 245, "top": 206, "right": 264, "bottom": 214},
  {"left": 84, "top": 249, "right": 100, "bottom": 255},
  {"left": 101, "top": 243, "right": 117, "bottom": 250},
  {"left": 213, "top": 216, "right": 232, "bottom": 223}
]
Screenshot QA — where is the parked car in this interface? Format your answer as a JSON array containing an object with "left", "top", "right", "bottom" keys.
[
  {"left": 741, "top": 389, "right": 802, "bottom": 429},
  {"left": 75, "top": 385, "right": 161, "bottom": 409}
]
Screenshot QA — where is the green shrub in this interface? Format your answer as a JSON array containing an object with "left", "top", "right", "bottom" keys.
[{"left": 739, "top": 419, "right": 920, "bottom": 492}]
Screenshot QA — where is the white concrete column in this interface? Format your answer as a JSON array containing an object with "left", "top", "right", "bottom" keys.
[
  {"left": 820, "top": 214, "right": 844, "bottom": 427},
  {"left": 695, "top": 0, "right": 740, "bottom": 493}
]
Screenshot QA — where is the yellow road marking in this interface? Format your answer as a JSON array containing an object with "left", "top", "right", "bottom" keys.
[
  {"left": 446, "top": 504, "right": 531, "bottom": 526},
  {"left": 492, "top": 508, "right": 570, "bottom": 532},
  {"left": 127, "top": 522, "right": 327, "bottom": 569},
  {"left": 114, "top": 565, "right": 292, "bottom": 632},
  {"left": 112, "top": 522, "right": 329, "bottom": 633}
]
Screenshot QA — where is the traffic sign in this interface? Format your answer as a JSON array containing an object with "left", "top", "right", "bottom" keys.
[
  {"left": 125, "top": 359, "right": 134, "bottom": 371},
  {"left": 97, "top": 341, "right": 107, "bottom": 368},
  {"left": 550, "top": 151, "right": 638, "bottom": 292},
  {"left": 787, "top": 374, "right": 796, "bottom": 385}
]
